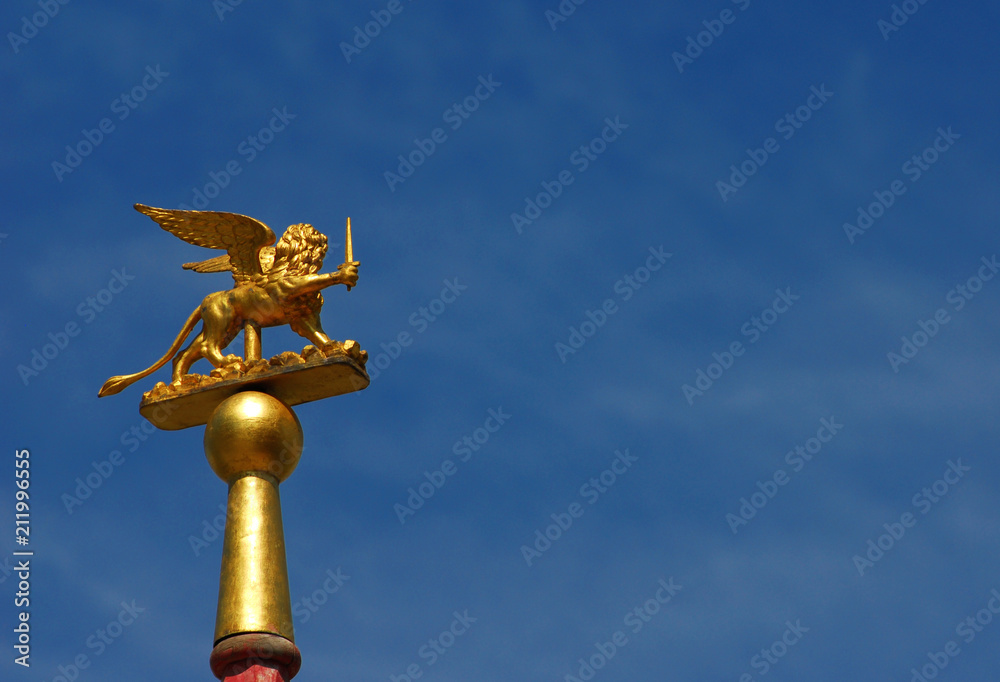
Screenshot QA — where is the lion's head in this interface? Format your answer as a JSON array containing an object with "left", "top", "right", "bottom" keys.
[{"left": 271, "top": 223, "right": 328, "bottom": 276}]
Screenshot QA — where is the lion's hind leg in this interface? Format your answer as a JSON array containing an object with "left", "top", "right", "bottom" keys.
[
  {"left": 175, "top": 293, "right": 243, "bottom": 378},
  {"left": 170, "top": 325, "right": 242, "bottom": 381},
  {"left": 172, "top": 332, "right": 207, "bottom": 381}
]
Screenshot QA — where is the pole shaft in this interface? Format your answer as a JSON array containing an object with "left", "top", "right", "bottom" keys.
[
  {"left": 204, "top": 392, "right": 304, "bottom": 681},
  {"left": 215, "top": 473, "right": 294, "bottom": 642}
]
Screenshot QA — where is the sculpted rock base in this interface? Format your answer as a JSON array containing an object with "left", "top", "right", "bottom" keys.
[{"left": 139, "top": 340, "right": 369, "bottom": 430}]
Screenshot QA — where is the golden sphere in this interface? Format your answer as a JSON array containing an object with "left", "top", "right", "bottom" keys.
[{"left": 204, "top": 391, "right": 303, "bottom": 483}]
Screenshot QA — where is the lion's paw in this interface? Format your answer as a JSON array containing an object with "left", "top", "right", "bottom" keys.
[{"left": 319, "top": 340, "right": 344, "bottom": 356}]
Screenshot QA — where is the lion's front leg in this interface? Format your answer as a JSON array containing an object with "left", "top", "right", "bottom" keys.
[
  {"left": 291, "top": 313, "right": 332, "bottom": 348},
  {"left": 282, "top": 266, "right": 358, "bottom": 296}
]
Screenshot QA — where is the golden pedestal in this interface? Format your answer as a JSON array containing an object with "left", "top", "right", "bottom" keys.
[
  {"left": 141, "top": 349, "right": 369, "bottom": 431},
  {"left": 204, "top": 391, "right": 302, "bottom": 643}
]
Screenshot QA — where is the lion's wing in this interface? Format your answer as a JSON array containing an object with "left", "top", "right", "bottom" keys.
[
  {"left": 182, "top": 254, "right": 231, "bottom": 273},
  {"left": 134, "top": 204, "right": 276, "bottom": 285}
]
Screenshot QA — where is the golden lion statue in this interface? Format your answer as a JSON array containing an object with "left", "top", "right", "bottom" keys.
[{"left": 99, "top": 204, "right": 358, "bottom": 397}]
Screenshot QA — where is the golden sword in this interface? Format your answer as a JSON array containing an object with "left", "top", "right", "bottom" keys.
[{"left": 345, "top": 217, "right": 355, "bottom": 291}]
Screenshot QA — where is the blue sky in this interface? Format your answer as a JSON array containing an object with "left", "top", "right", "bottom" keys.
[{"left": 3, "top": 1, "right": 1000, "bottom": 680}]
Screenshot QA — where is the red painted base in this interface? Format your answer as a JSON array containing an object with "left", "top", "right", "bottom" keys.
[{"left": 211, "top": 633, "right": 302, "bottom": 681}]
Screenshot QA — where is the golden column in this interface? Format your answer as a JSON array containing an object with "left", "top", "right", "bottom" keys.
[
  {"left": 99, "top": 205, "right": 369, "bottom": 681},
  {"left": 205, "top": 391, "right": 304, "bottom": 680}
]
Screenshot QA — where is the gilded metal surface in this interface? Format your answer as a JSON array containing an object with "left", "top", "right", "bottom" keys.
[
  {"left": 215, "top": 474, "right": 294, "bottom": 642},
  {"left": 204, "top": 391, "right": 303, "bottom": 483},
  {"left": 206, "top": 392, "right": 302, "bottom": 643},
  {"left": 98, "top": 205, "right": 361, "bottom": 398},
  {"left": 244, "top": 321, "right": 262, "bottom": 362},
  {"left": 345, "top": 217, "right": 357, "bottom": 292},
  {"left": 139, "top": 343, "right": 369, "bottom": 431}
]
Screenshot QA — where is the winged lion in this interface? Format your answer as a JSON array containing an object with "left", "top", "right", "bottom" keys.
[{"left": 98, "top": 204, "right": 358, "bottom": 397}]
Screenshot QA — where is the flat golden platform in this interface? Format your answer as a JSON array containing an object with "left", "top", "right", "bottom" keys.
[{"left": 140, "top": 352, "right": 369, "bottom": 430}]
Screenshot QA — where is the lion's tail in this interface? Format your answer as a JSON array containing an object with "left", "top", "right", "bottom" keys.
[{"left": 98, "top": 307, "right": 202, "bottom": 397}]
